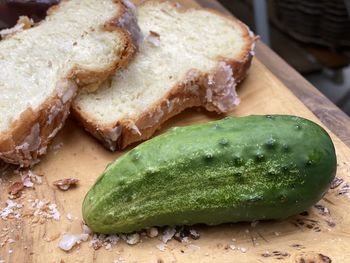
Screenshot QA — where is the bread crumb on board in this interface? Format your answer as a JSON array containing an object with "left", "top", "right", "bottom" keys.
[
  {"left": 113, "top": 257, "right": 126, "bottom": 263},
  {"left": 8, "top": 182, "right": 24, "bottom": 199},
  {"left": 53, "top": 178, "right": 79, "bottom": 191},
  {"left": 21, "top": 170, "right": 43, "bottom": 187},
  {"left": 161, "top": 227, "right": 176, "bottom": 244},
  {"left": 0, "top": 200, "right": 22, "bottom": 220},
  {"left": 156, "top": 243, "right": 167, "bottom": 252},
  {"left": 147, "top": 227, "right": 158, "bottom": 238},
  {"left": 58, "top": 234, "right": 89, "bottom": 251}
]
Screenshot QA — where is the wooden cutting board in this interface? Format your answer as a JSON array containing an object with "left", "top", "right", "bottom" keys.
[{"left": 1, "top": 1, "right": 350, "bottom": 263}]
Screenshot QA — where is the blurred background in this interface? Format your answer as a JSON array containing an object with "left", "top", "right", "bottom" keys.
[
  {"left": 218, "top": 0, "right": 350, "bottom": 116},
  {"left": 1, "top": 0, "right": 350, "bottom": 116}
]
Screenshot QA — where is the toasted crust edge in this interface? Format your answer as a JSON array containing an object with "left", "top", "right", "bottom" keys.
[
  {"left": 72, "top": 2, "right": 257, "bottom": 151},
  {"left": 0, "top": 0, "right": 140, "bottom": 166}
]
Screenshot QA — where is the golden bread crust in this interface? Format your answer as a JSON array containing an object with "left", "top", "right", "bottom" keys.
[{"left": 0, "top": 0, "right": 140, "bottom": 166}]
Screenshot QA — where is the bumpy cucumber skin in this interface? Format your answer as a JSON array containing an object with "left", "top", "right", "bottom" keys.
[{"left": 83, "top": 115, "right": 337, "bottom": 234}]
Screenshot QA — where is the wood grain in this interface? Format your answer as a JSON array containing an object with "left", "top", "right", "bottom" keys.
[
  {"left": 197, "top": 0, "right": 350, "bottom": 148},
  {"left": 255, "top": 42, "right": 350, "bottom": 147},
  {"left": 1, "top": 59, "right": 349, "bottom": 263},
  {"left": 1, "top": 1, "right": 350, "bottom": 263}
]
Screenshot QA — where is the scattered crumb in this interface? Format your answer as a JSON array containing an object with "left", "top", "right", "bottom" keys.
[
  {"left": 105, "top": 235, "right": 120, "bottom": 246},
  {"left": 58, "top": 233, "right": 89, "bottom": 251},
  {"left": 189, "top": 229, "right": 200, "bottom": 240},
  {"left": 147, "top": 227, "right": 158, "bottom": 238},
  {"left": 89, "top": 233, "right": 119, "bottom": 250},
  {"left": 239, "top": 247, "right": 247, "bottom": 253},
  {"left": 314, "top": 204, "right": 330, "bottom": 216},
  {"left": 82, "top": 224, "right": 92, "bottom": 235},
  {"left": 181, "top": 236, "right": 189, "bottom": 243},
  {"left": 262, "top": 251, "right": 270, "bottom": 257},
  {"left": 114, "top": 257, "right": 125, "bottom": 263},
  {"left": 173, "top": 226, "right": 199, "bottom": 243},
  {"left": 66, "top": 213, "right": 73, "bottom": 221},
  {"left": 53, "top": 178, "right": 79, "bottom": 191},
  {"left": 12, "top": 199, "right": 62, "bottom": 222},
  {"left": 229, "top": 245, "right": 236, "bottom": 250},
  {"left": 0, "top": 200, "right": 23, "bottom": 219},
  {"left": 24, "top": 170, "right": 43, "bottom": 186},
  {"left": 89, "top": 235, "right": 103, "bottom": 250},
  {"left": 330, "top": 177, "right": 343, "bottom": 189},
  {"left": 161, "top": 227, "right": 176, "bottom": 244},
  {"left": 122, "top": 233, "right": 140, "bottom": 245},
  {"left": 105, "top": 243, "right": 112, "bottom": 250},
  {"left": 66, "top": 213, "right": 77, "bottom": 221},
  {"left": 22, "top": 175, "right": 34, "bottom": 188},
  {"left": 48, "top": 203, "right": 60, "bottom": 220},
  {"left": 156, "top": 243, "right": 166, "bottom": 252},
  {"left": 8, "top": 182, "right": 24, "bottom": 199},
  {"left": 338, "top": 183, "right": 350, "bottom": 196}
]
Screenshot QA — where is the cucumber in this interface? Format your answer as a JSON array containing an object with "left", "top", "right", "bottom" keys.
[{"left": 82, "top": 115, "right": 337, "bottom": 234}]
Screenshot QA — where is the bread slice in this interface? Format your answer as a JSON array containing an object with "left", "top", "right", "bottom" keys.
[
  {"left": 72, "top": 1, "right": 256, "bottom": 151},
  {"left": 0, "top": 0, "right": 141, "bottom": 166}
]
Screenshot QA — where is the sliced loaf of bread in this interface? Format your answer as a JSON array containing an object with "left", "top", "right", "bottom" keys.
[
  {"left": 0, "top": 0, "right": 141, "bottom": 166},
  {"left": 73, "top": 1, "right": 256, "bottom": 151}
]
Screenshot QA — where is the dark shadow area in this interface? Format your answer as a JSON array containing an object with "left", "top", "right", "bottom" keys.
[{"left": 219, "top": 0, "right": 350, "bottom": 116}]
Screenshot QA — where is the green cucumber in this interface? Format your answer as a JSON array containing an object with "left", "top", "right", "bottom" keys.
[{"left": 83, "top": 115, "right": 337, "bottom": 234}]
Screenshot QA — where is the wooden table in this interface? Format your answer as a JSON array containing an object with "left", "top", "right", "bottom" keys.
[
  {"left": 1, "top": 1, "right": 350, "bottom": 263},
  {"left": 199, "top": 0, "right": 350, "bottom": 147}
]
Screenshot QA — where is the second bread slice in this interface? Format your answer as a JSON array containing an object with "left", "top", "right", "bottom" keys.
[
  {"left": 73, "top": 1, "right": 256, "bottom": 151},
  {"left": 0, "top": 0, "right": 141, "bottom": 166}
]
